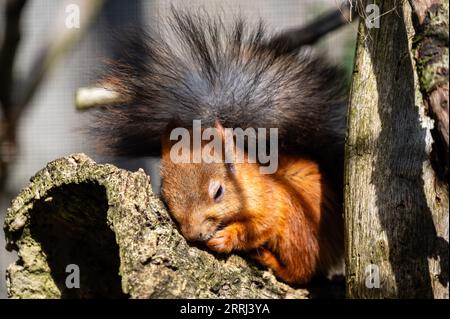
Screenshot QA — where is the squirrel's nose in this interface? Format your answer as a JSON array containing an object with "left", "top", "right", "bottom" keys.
[
  {"left": 182, "top": 228, "right": 209, "bottom": 242},
  {"left": 182, "top": 232, "right": 196, "bottom": 242},
  {"left": 192, "top": 232, "right": 207, "bottom": 242},
  {"left": 198, "top": 232, "right": 213, "bottom": 242},
  {"left": 181, "top": 227, "right": 200, "bottom": 242},
  {"left": 181, "top": 220, "right": 214, "bottom": 242},
  {"left": 198, "top": 232, "right": 214, "bottom": 242}
]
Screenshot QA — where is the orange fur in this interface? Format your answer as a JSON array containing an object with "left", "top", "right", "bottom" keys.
[{"left": 160, "top": 130, "right": 343, "bottom": 285}]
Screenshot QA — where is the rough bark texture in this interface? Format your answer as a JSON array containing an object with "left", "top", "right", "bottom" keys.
[
  {"left": 345, "top": 0, "right": 449, "bottom": 298},
  {"left": 3, "top": 153, "right": 318, "bottom": 299},
  {"left": 409, "top": 0, "right": 449, "bottom": 177}
]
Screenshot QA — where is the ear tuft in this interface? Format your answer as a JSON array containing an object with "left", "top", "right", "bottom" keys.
[
  {"left": 161, "top": 119, "right": 183, "bottom": 158},
  {"left": 213, "top": 119, "right": 225, "bottom": 139},
  {"left": 215, "top": 119, "right": 237, "bottom": 174}
]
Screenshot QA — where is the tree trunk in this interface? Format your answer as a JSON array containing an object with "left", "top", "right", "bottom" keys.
[
  {"left": 345, "top": 0, "right": 449, "bottom": 298},
  {"left": 3, "top": 153, "right": 321, "bottom": 299},
  {"left": 409, "top": 0, "right": 449, "bottom": 177}
]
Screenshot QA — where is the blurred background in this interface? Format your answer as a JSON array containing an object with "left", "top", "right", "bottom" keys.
[{"left": 0, "top": 0, "right": 357, "bottom": 298}]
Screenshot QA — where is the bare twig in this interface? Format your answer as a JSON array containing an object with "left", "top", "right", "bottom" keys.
[
  {"left": 409, "top": 0, "right": 449, "bottom": 177},
  {"left": 75, "top": 87, "right": 123, "bottom": 110},
  {"left": 268, "top": 0, "right": 358, "bottom": 54}
]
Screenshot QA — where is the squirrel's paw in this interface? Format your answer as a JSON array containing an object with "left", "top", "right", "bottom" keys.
[
  {"left": 206, "top": 228, "right": 238, "bottom": 253},
  {"left": 251, "top": 248, "right": 279, "bottom": 268}
]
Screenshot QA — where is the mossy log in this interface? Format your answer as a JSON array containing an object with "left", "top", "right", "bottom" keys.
[{"left": 3, "top": 153, "right": 318, "bottom": 299}]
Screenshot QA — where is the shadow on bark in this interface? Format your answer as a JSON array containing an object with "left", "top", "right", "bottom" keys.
[
  {"left": 29, "top": 182, "right": 127, "bottom": 298},
  {"left": 368, "top": 2, "right": 448, "bottom": 297}
]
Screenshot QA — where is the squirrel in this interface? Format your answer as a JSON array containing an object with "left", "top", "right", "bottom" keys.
[
  {"left": 160, "top": 121, "right": 344, "bottom": 284},
  {"left": 92, "top": 9, "right": 347, "bottom": 284}
]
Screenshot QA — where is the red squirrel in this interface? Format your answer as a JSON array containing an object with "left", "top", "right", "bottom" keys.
[
  {"left": 160, "top": 121, "right": 343, "bottom": 284},
  {"left": 92, "top": 10, "right": 347, "bottom": 284}
]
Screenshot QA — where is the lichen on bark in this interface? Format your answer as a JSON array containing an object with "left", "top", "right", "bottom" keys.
[{"left": 412, "top": 1, "right": 448, "bottom": 93}]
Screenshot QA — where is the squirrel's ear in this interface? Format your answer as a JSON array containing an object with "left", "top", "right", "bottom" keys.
[
  {"left": 213, "top": 119, "right": 225, "bottom": 139},
  {"left": 214, "top": 119, "right": 236, "bottom": 174},
  {"left": 161, "top": 120, "right": 181, "bottom": 160},
  {"left": 214, "top": 119, "right": 230, "bottom": 148}
]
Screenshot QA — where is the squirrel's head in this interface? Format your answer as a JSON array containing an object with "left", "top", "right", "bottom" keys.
[
  {"left": 160, "top": 160, "right": 243, "bottom": 242},
  {"left": 160, "top": 121, "right": 244, "bottom": 243}
]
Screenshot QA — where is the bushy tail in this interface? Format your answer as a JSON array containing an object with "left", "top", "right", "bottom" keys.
[{"left": 91, "top": 10, "right": 348, "bottom": 170}]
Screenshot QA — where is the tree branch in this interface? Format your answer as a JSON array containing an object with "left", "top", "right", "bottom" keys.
[
  {"left": 75, "top": 87, "right": 123, "bottom": 111},
  {"left": 267, "top": 0, "right": 358, "bottom": 54},
  {"left": 3, "top": 154, "right": 322, "bottom": 298}
]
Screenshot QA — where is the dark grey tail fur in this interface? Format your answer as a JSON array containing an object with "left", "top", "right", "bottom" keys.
[{"left": 92, "top": 9, "right": 348, "bottom": 175}]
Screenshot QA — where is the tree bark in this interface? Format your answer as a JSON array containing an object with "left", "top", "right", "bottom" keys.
[
  {"left": 3, "top": 153, "right": 319, "bottom": 299},
  {"left": 409, "top": 0, "right": 449, "bottom": 177},
  {"left": 345, "top": 0, "right": 449, "bottom": 298}
]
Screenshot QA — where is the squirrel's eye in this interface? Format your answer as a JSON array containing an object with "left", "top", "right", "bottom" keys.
[
  {"left": 214, "top": 185, "right": 224, "bottom": 202},
  {"left": 209, "top": 180, "right": 224, "bottom": 203}
]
